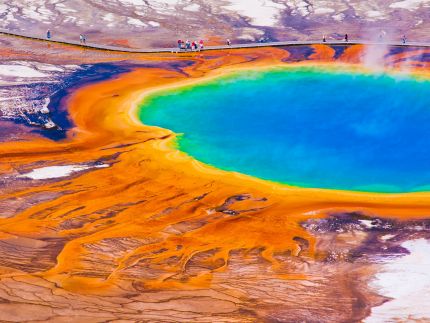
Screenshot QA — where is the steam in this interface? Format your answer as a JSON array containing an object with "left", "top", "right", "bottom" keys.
[
  {"left": 361, "top": 29, "right": 424, "bottom": 77},
  {"left": 362, "top": 30, "right": 391, "bottom": 72}
]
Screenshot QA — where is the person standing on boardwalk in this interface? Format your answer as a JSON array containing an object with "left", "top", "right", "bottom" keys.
[
  {"left": 402, "top": 35, "right": 407, "bottom": 44},
  {"left": 79, "top": 34, "right": 83, "bottom": 44},
  {"left": 227, "top": 39, "right": 231, "bottom": 46},
  {"left": 379, "top": 30, "right": 386, "bottom": 42},
  {"left": 46, "top": 30, "right": 51, "bottom": 39},
  {"left": 177, "top": 39, "right": 182, "bottom": 50},
  {"left": 83, "top": 35, "right": 87, "bottom": 44},
  {"left": 344, "top": 34, "right": 348, "bottom": 42},
  {"left": 199, "top": 39, "right": 204, "bottom": 50},
  {"left": 323, "top": 35, "right": 326, "bottom": 42}
]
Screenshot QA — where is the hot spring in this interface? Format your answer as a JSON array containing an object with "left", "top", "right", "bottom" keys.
[{"left": 139, "top": 66, "right": 430, "bottom": 193}]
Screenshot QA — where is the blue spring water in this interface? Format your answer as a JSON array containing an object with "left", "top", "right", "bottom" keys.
[{"left": 139, "top": 66, "right": 430, "bottom": 193}]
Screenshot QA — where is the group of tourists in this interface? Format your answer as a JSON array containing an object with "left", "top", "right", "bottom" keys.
[
  {"left": 177, "top": 39, "right": 204, "bottom": 51},
  {"left": 176, "top": 38, "right": 232, "bottom": 52}
]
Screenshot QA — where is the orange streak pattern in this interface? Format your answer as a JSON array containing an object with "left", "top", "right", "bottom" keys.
[{"left": 1, "top": 45, "right": 430, "bottom": 321}]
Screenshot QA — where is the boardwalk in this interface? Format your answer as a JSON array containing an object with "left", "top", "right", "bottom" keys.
[{"left": 2, "top": 29, "right": 430, "bottom": 53}]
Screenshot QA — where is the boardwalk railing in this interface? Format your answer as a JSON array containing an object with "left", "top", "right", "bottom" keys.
[{"left": 1, "top": 29, "right": 430, "bottom": 54}]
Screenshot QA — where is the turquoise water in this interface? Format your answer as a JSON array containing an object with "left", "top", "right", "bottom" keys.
[{"left": 139, "top": 67, "right": 430, "bottom": 193}]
